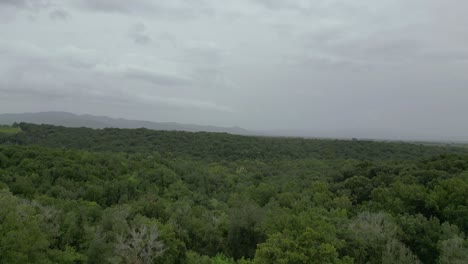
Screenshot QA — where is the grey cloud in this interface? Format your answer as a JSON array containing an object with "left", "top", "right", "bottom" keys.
[
  {"left": 0, "top": 42, "right": 233, "bottom": 113},
  {"left": 419, "top": 49, "right": 468, "bottom": 62},
  {"left": 77, "top": 0, "right": 153, "bottom": 14},
  {"left": 253, "top": 0, "right": 303, "bottom": 10},
  {"left": 1, "top": 0, "right": 468, "bottom": 139},
  {"left": 298, "top": 21, "right": 468, "bottom": 70},
  {"left": 327, "top": 37, "right": 423, "bottom": 65},
  {"left": 132, "top": 35, "right": 151, "bottom": 45},
  {"left": 135, "top": 94, "right": 234, "bottom": 113},
  {"left": 325, "top": 37, "right": 468, "bottom": 67},
  {"left": 53, "top": 46, "right": 100, "bottom": 68},
  {"left": 0, "top": 44, "right": 95, "bottom": 98},
  {"left": 0, "top": 0, "right": 50, "bottom": 9},
  {"left": 76, "top": 0, "right": 213, "bottom": 18},
  {"left": 128, "top": 23, "right": 152, "bottom": 45},
  {"left": 295, "top": 54, "right": 370, "bottom": 72},
  {"left": 120, "top": 66, "right": 191, "bottom": 87},
  {"left": 49, "top": 8, "right": 69, "bottom": 20},
  {"left": 0, "top": 0, "right": 25, "bottom": 7},
  {"left": 0, "top": 0, "right": 56, "bottom": 21},
  {"left": 183, "top": 41, "right": 223, "bottom": 65}
]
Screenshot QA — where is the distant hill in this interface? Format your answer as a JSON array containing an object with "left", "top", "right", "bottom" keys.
[{"left": 0, "top": 111, "right": 252, "bottom": 135}]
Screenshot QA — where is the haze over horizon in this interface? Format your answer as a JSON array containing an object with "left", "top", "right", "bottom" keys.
[{"left": 1, "top": 0, "right": 468, "bottom": 141}]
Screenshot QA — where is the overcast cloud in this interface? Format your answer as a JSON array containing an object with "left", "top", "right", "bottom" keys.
[{"left": 1, "top": 0, "right": 468, "bottom": 141}]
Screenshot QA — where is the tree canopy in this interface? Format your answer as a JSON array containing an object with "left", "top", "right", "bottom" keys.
[{"left": 0, "top": 124, "right": 467, "bottom": 263}]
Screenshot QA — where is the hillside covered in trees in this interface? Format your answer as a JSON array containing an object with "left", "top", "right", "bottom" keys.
[{"left": 0, "top": 123, "right": 467, "bottom": 263}]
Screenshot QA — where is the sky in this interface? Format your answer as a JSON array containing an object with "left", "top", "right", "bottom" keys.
[{"left": 0, "top": 0, "right": 468, "bottom": 141}]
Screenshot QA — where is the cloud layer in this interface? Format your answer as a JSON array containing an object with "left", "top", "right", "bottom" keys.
[{"left": 1, "top": 0, "right": 468, "bottom": 140}]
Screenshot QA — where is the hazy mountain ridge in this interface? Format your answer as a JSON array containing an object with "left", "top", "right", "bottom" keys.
[
  {"left": 2, "top": 112, "right": 467, "bottom": 143},
  {"left": 0, "top": 112, "right": 252, "bottom": 135}
]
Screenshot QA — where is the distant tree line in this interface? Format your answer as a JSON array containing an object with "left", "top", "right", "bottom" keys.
[{"left": 0, "top": 123, "right": 465, "bottom": 161}]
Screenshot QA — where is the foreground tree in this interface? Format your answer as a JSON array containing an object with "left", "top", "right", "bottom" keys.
[
  {"left": 110, "top": 223, "right": 165, "bottom": 264},
  {"left": 438, "top": 236, "right": 468, "bottom": 264}
]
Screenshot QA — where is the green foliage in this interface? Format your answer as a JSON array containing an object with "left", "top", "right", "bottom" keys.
[
  {"left": 255, "top": 227, "right": 353, "bottom": 264},
  {"left": 0, "top": 189, "right": 86, "bottom": 263},
  {"left": 1, "top": 124, "right": 468, "bottom": 263},
  {"left": 3, "top": 123, "right": 466, "bottom": 161},
  {"left": 0, "top": 125, "right": 20, "bottom": 135},
  {"left": 438, "top": 236, "right": 468, "bottom": 264}
]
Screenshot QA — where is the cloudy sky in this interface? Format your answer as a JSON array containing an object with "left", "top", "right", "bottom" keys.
[{"left": 1, "top": 0, "right": 467, "bottom": 140}]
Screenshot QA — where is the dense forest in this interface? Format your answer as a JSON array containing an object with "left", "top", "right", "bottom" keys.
[
  {"left": 2, "top": 123, "right": 467, "bottom": 161},
  {"left": 0, "top": 123, "right": 467, "bottom": 263}
]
